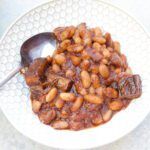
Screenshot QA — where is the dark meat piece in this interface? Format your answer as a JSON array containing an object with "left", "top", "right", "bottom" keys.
[
  {"left": 111, "top": 81, "right": 118, "bottom": 90},
  {"left": 46, "top": 70, "right": 73, "bottom": 91},
  {"left": 30, "top": 85, "right": 45, "bottom": 98},
  {"left": 30, "top": 85, "right": 51, "bottom": 100},
  {"left": 25, "top": 58, "right": 48, "bottom": 86},
  {"left": 110, "top": 53, "right": 123, "bottom": 67},
  {"left": 118, "top": 74, "right": 142, "bottom": 99}
]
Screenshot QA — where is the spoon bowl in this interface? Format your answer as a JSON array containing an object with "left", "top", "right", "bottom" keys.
[
  {"left": 20, "top": 32, "right": 56, "bottom": 67},
  {"left": 0, "top": 32, "right": 56, "bottom": 87}
]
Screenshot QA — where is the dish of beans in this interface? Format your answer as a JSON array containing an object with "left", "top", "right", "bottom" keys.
[{"left": 22, "top": 23, "right": 142, "bottom": 130}]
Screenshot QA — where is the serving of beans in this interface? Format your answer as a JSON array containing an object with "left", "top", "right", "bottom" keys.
[{"left": 23, "top": 23, "right": 142, "bottom": 130}]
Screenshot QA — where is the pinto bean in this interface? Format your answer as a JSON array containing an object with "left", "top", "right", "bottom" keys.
[
  {"left": 92, "top": 114, "right": 103, "bottom": 125},
  {"left": 55, "top": 98, "right": 64, "bottom": 109},
  {"left": 108, "top": 100, "right": 123, "bottom": 111},
  {"left": 60, "top": 93, "right": 76, "bottom": 101},
  {"left": 83, "top": 31, "right": 92, "bottom": 46},
  {"left": 102, "top": 110, "right": 113, "bottom": 122},
  {"left": 32, "top": 100, "right": 41, "bottom": 113},
  {"left": 54, "top": 54, "right": 66, "bottom": 65},
  {"left": 89, "top": 86, "right": 95, "bottom": 94},
  {"left": 81, "top": 70, "right": 91, "bottom": 88},
  {"left": 102, "top": 58, "right": 108, "bottom": 65},
  {"left": 73, "top": 30, "right": 82, "bottom": 44},
  {"left": 93, "top": 37, "right": 106, "bottom": 44},
  {"left": 99, "top": 64, "right": 110, "bottom": 78},
  {"left": 66, "top": 69, "right": 75, "bottom": 78},
  {"left": 79, "top": 88, "right": 88, "bottom": 95},
  {"left": 91, "top": 74, "right": 100, "bottom": 88},
  {"left": 52, "top": 64, "right": 60, "bottom": 73},
  {"left": 81, "top": 50, "right": 91, "bottom": 59},
  {"left": 103, "top": 49, "right": 111, "bottom": 58},
  {"left": 104, "top": 87, "right": 118, "bottom": 98},
  {"left": 70, "top": 55, "right": 81, "bottom": 66},
  {"left": 67, "top": 44, "right": 84, "bottom": 53},
  {"left": 95, "top": 87, "right": 104, "bottom": 97},
  {"left": 84, "top": 94, "right": 103, "bottom": 104},
  {"left": 93, "top": 42, "right": 101, "bottom": 52},
  {"left": 80, "top": 60, "right": 90, "bottom": 70},
  {"left": 71, "top": 97, "right": 83, "bottom": 112},
  {"left": 113, "top": 41, "right": 120, "bottom": 54},
  {"left": 60, "top": 39, "right": 71, "bottom": 50},
  {"left": 46, "top": 88, "right": 58, "bottom": 102},
  {"left": 94, "top": 27, "right": 102, "bottom": 37},
  {"left": 90, "top": 64, "right": 99, "bottom": 74},
  {"left": 126, "top": 67, "right": 133, "bottom": 74},
  {"left": 52, "top": 120, "right": 69, "bottom": 129}
]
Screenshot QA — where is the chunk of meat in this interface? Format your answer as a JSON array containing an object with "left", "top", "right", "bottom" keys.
[
  {"left": 25, "top": 58, "right": 48, "bottom": 86},
  {"left": 52, "top": 120, "right": 69, "bottom": 129},
  {"left": 118, "top": 74, "right": 142, "bottom": 99},
  {"left": 30, "top": 85, "right": 45, "bottom": 97},
  {"left": 46, "top": 72, "right": 73, "bottom": 91},
  {"left": 110, "top": 53, "right": 123, "bottom": 67}
]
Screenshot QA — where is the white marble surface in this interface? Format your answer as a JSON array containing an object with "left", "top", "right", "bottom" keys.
[{"left": 0, "top": 0, "right": 150, "bottom": 150}]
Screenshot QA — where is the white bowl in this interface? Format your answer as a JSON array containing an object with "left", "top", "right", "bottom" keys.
[{"left": 0, "top": 0, "right": 150, "bottom": 149}]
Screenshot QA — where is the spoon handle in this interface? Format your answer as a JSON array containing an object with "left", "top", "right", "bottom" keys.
[{"left": 0, "top": 66, "right": 22, "bottom": 88}]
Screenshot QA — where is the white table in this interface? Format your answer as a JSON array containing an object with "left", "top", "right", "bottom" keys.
[{"left": 0, "top": 0, "right": 150, "bottom": 149}]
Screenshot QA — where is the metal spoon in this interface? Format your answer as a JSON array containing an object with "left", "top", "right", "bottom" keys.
[{"left": 0, "top": 32, "right": 56, "bottom": 87}]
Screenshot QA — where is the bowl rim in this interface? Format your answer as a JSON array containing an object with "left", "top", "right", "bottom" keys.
[{"left": 0, "top": 0, "right": 150, "bottom": 149}]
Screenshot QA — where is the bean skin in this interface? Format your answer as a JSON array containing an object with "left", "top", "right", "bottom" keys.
[
  {"left": 71, "top": 97, "right": 83, "bottom": 112},
  {"left": 108, "top": 100, "right": 123, "bottom": 111},
  {"left": 99, "top": 64, "right": 110, "bottom": 78},
  {"left": 84, "top": 94, "right": 103, "bottom": 104},
  {"left": 60, "top": 93, "right": 76, "bottom": 101},
  {"left": 81, "top": 70, "right": 91, "bottom": 88},
  {"left": 46, "top": 88, "right": 58, "bottom": 102}
]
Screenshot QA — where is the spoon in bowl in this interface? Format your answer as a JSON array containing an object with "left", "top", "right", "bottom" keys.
[{"left": 0, "top": 32, "right": 56, "bottom": 87}]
